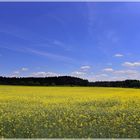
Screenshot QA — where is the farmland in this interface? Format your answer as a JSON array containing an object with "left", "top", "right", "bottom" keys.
[{"left": 0, "top": 86, "right": 140, "bottom": 138}]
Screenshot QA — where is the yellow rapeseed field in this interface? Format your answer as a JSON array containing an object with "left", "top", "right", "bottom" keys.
[{"left": 0, "top": 85, "right": 140, "bottom": 138}]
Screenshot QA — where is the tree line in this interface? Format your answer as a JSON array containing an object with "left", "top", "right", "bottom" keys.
[
  {"left": 0, "top": 76, "right": 140, "bottom": 88},
  {"left": 89, "top": 80, "right": 140, "bottom": 88},
  {"left": 0, "top": 76, "right": 89, "bottom": 86}
]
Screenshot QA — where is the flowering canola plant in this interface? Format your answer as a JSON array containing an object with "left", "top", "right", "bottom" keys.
[{"left": 0, "top": 86, "right": 140, "bottom": 138}]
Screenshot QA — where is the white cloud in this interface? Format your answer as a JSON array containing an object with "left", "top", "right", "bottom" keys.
[
  {"left": 114, "top": 70, "right": 138, "bottom": 75},
  {"left": 103, "top": 68, "right": 114, "bottom": 72},
  {"left": 31, "top": 72, "right": 60, "bottom": 77},
  {"left": 21, "top": 67, "right": 28, "bottom": 71},
  {"left": 122, "top": 62, "right": 140, "bottom": 67},
  {"left": 10, "top": 71, "right": 20, "bottom": 77},
  {"left": 70, "top": 71, "right": 87, "bottom": 78},
  {"left": 13, "top": 71, "right": 20, "bottom": 74},
  {"left": 103, "top": 68, "right": 138, "bottom": 75},
  {"left": 114, "top": 54, "right": 124, "bottom": 57},
  {"left": 72, "top": 71, "right": 86, "bottom": 76},
  {"left": 95, "top": 68, "right": 140, "bottom": 81},
  {"left": 10, "top": 67, "right": 29, "bottom": 77},
  {"left": 80, "top": 65, "right": 91, "bottom": 71},
  {"left": 89, "top": 74, "right": 109, "bottom": 82},
  {"left": 70, "top": 65, "right": 91, "bottom": 78},
  {"left": 89, "top": 71, "right": 140, "bottom": 82}
]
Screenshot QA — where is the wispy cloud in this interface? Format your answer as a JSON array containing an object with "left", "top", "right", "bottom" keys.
[
  {"left": 95, "top": 30, "right": 120, "bottom": 57},
  {"left": 90, "top": 69, "right": 140, "bottom": 82},
  {"left": 31, "top": 71, "right": 60, "bottom": 77},
  {"left": 99, "top": 67, "right": 140, "bottom": 81},
  {"left": 122, "top": 62, "right": 140, "bottom": 67},
  {"left": 114, "top": 70, "right": 138, "bottom": 75},
  {"left": 89, "top": 74, "right": 109, "bottom": 82},
  {"left": 52, "top": 40, "right": 72, "bottom": 51},
  {"left": 0, "top": 45, "right": 28, "bottom": 53},
  {"left": 103, "top": 67, "right": 138, "bottom": 75},
  {"left": 0, "top": 23, "right": 47, "bottom": 44},
  {"left": 21, "top": 67, "right": 28, "bottom": 72},
  {"left": 86, "top": 3, "right": 98, "bottom": 36},
  {"left": 71, "top": 65, "right": 92, "bottom": 78},
  {"left": 28, "top": 48, "right": 75, "bottom": 63},
  {"left": 114, "top": 53, "right": 124, "bottom": 57},
  {"left": 71, "top": 71, "right": 86, "bottom": 77},
  {"left": 0, "top": 45, "right": 76, "bottom": 64},
  {"left": 44, "top": 14, "right": 75, "bottom": 43},
  {"left": 103, "top": 68, "right": 114, "bottom": 72},
  {"left": 80, "top": 65, "right": 91, "bottom": 71},
  {"left": 10, "top": 67, "right": 29, "bottom": 77},
  {"left": 53, "top": 40, "right": 65, "bottom": 47},
  {"left": 13, "top": 71, "right": 20, "bottom": 75},
  {"left": 0, "top": 23, "right": 72, "bottom": 53}
]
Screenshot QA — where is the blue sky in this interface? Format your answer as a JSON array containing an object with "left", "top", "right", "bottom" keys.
[{"left": 1, "top": 2, "right": 140, "bottom": 81}]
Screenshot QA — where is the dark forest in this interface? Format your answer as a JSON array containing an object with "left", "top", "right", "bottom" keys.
[{"left": 0, "top": 76, "right": 140, "bottom": 88}]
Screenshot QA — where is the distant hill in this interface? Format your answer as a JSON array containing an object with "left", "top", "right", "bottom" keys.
[{"left": 0, "top": 76, "right": 140, "bottom": 88}]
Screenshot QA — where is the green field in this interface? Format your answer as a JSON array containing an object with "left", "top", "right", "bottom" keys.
[{"left": 1, "top": 86, "right": 140, "bottom": 138}]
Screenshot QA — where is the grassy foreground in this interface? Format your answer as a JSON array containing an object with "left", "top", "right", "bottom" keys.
[{"left": 1, "top": 86, "right": 140, "bottom": 138}]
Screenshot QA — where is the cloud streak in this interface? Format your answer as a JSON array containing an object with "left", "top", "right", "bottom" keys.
[
  {"left": 0, "top": 45, "right": 76, "bottom": 64},
  {"left": 114, "top": 54, "right": 124, "bottom": 57},
  {"left": 122, "top": 62, "right": 140, "bottom": 67},
  {"left": 103, "top": 68, "right": 114, "bottom": 72},
  {"left": 80, "top": 65, "right": 91, "bottom": 71},
  {"left": 28, "top": 48, "right": 75, "bottom": 63},
  {"left": 31, "top": 71, "right": 60, "bottom": 77},
  {"left": 10, "top": 67, "right": 29, "bottom": 77}
]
